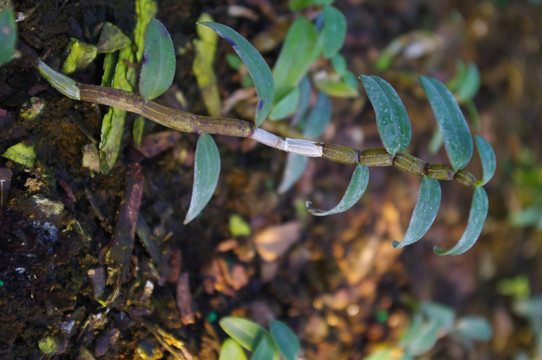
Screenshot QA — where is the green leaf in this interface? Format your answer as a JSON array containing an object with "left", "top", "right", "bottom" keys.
[
  {"left": 405, "top": 321, "right": 440, "bottom": 356},
  {"left": 303, "top": 92, "right": 331, "bottom": 140},
  {"left": 307, "top": 164, "right": 369, "bottom": 216},
  {"left": 322, "top": 5, "right": 347, "bottom": 58},
  {"left": 219, "top": 317, "right": 268, "bottom": 352},
  {"left": 454, "top": 316, "right": 493, "bottom": 342},
  {"left": 289, "top": 0, "right": 334, "bottom": 11},
  {"left": 314, "top": 79, "right": 358, "bottom": 98},
  {"left": 99, "top": 47, "right": 135, "bottom": 174},
  {"left": 184, "top": 134, "right": 220, "bottom": 224},
  {"left": 277, "top": 153, "right": 308, "bottom": 194},
  {"left": 0, "top": 6, "right": 16, "bottom": 66},
  {"left": 2, "top": 142, "right": 36, "bottom": 168},
  {"left": 273, "top": 17, "right": 318, "bottom": 102},
  {"left": 219, "top": 339, "right": 248, "bottom": 360},
  {"left": 434, "top": 186, "right": 488, "bottom": 255},
  {"left": 393, "top": 177, "right": 441, "bottom": 248},
  {"left": 201, "top": 22, "right": 274, "bottom": 127},
  {"left": 61, "top": 38, "right": 98, "bottom": 74},
  {"left": 194, "top": 14, "right": 221, "bottom": 116},
  {"left": 269, "top": 320, "right": 300, "bottom": 360},
  {"left": 269, "top": 86, "right": 300, "bottom": 120},
  {"left": 361, "top": 75, "right": 411, "bottom": 154},
  {"left": 455, "top": 63, "right": 481, "bottom": 103},
  {"left": 139, "top": 18, "right": 176, "bottom": 100},
  {"left": 97, "top": 22, "right": 131, "bottom": 53},
  {"left": 331, "top": 54, "right": 347, "bottom": 75},
  {"left": 420, "top": 76, "right": 473, "bottom": 171},
  {"left": 474, "top": 135, "right": 496, "bottom": 186},
  {"left": 252, "top": 336, "right": 279, "bottom": 360}
]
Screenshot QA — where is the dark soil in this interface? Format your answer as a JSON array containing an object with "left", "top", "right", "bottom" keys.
[{"left": 1, "top": 0, "right": 542, "bottom": 359}]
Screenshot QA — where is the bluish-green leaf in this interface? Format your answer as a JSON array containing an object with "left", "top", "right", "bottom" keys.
[
  {"left": 434, "top": 186, "right": 488, "bottom": 255},
  {"left": 219, "top": 339, "right": 247, "bottom": 360},
  {"left": 184, "top": 134, "right": 220, "bottom": 224},
  {"left": 273, "top": 17, "right": 318, "bottom": 102},
  {"left": 269, "top": 320, "right": 300, "bottom": 360},
  {"left": 219, "top": 317, "right": 268, "bottom": 352},
  {"left": 252, "top": 335, "right": 279, "bottom": 360},
  {"left": 454, "top": 316, "right": 493, "bottom": 341},
  {"left": 289, "top": 0, "right": 334, "bottom": 11},
  {"left": 361, "top": 75, "right": 411, "bottom": 154},
  {"left": 393, "top": 177, "right": 441, "bottom": 248},
  {"left": 139, "top": 18, "right": 176, "bottom": 100},
  {"left": 420, "top": 76, "right": 473, "bottom": 171},
  {"left": 201, "top": 22, "right": 274, "bottom": 127},
  {"left": 292, "top": 77, "right": 312, "bottom": 125},
  {"left": 405, "top": 321, "right": 440, "bottom": 356},
  {"left": 0, "top": 6, "right": 17, "bottom": 66},
  {"left": 420, "top": 302, "right": 456, "bottom": 333},
  {"left": 474, "top": 135, "right": 496, "bottom": 186},
  {"left": 278, "top": 153, "right": 308, "bottom": 194},
  {"left": 322, "top": 5, "right": 347, "bottom": 58},
  {"left": 303, "top": 92, "right": 331, "bottom": 140},
  {"left": 269, "top": 86, "right": 300, "bottom": 120},
  {"left": 307, "top": 164, "right": 369, "bottom": 216}
]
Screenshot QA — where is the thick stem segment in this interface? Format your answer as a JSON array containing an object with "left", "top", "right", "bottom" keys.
[{"left": 37, "top": 60, "right": 480, "bottom": 187}]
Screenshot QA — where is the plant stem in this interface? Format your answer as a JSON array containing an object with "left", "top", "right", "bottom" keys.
[{"left": 37, "top": 60, "right": 478, "bottom": 186}]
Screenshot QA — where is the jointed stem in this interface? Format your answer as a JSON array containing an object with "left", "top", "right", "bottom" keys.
[{"left": 38, "top": 60, "right": 478, "bottom": 186}]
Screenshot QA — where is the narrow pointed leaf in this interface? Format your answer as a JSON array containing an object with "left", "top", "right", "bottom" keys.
[
  {"left": 420, "top": 76, "right": 473, "bottom": 171},
  {"left": 273, "top": 17, "right": 318, "bottom": 102},
  {"left": 252, "top": 336, "right": 279, "bottom": 360},
  {"left": 307, "top": 164, "right": 369, "bottom": 216},
  {"left": 219, "top": 316, "right": 268, "bottom": 352},
  {"left": 303, "top": 92, "right": 331, "bottom": 140},
  {"left": 393, "top": 177, "right": 441, "bottom": 248},
  {"left": 201, "top": 22, "right": 274, "bottom": 127},
  {"left": 455, "top": 63, "right": 481, "bottom": 103},
  {"left": 139, "top": 18, "right": 176, "bottom": 100},
  {"left": 184, "top": 134, "right": 220, "bottom": 224},
  {"left": 361, "top": 75, "right": 411, "bottom": 154},
  {"left": 434, "top": 186, "right": 488, "bottom": 255},
  {"left": 219, "top": 339, "right": 247, "bottom": 360},
  {"left": 322, "top": 5, "right": 347, "bottom": 58},
  {"left": 277, "top": 153, "right": 308, "bottom": 194},
  {"left": 269, "top": 320, "right": 300, "bottom": 360},
  {"left": 474, "top": 135, "right": 496, "bottom": 186}
]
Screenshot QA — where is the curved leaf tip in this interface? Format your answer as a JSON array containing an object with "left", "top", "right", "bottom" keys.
[
  {"left": 434, "top": 186, "right": 488, "bottom": 255},
  {"left": 200, "top": 22, "right": 274, "bottom": 127},
  {"left": 393, "top": 177, "right": 441, "bottom": 249},
  {"left": 474, "top": 135, "right": 496, "bottom": 186},
  {"left": 306, "top": 164, "right": 369, "bottom": 216}
]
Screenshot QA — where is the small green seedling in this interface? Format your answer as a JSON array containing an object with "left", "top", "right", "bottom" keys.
[
  {"left": 37, "top": 16, "right": 496, "bottom": 255},
  {"left": 219, "top": 316, "right": 300, "bottom": 360}
]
